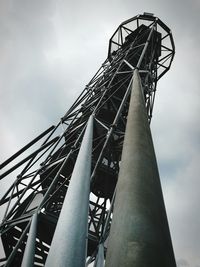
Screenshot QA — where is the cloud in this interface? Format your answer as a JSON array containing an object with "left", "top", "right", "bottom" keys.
[
  {"left": 164, "top": 155, "right": 200, "bottom": 266},
  {"left": 177, "top": 259, "right": 190, "bottom": 267},
  {"left": 150, "top": 8, "right": 200, "bottom": 264}
]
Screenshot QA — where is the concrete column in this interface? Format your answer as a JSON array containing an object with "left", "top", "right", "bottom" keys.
[
  {"left": 105, "top": 70, "right": 176, "bottom": 267},
  {"left": 45, "top": 115, "right": 93, "bottom": 267},
  {"left": 21, "top": 213, "right": 38, "bottom": 267}
]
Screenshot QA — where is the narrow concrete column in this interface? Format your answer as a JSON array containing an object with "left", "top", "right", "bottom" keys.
[
  {"left": 45, "top": 115, "right": 93, "bottom": 267},
  {"left": 94, "top": 243, "right": 104, "bottom": 267},
  {"left": 21, "top": 213, "right": 38, "bottom": 267},
  {"left": 105, "top": 70, "right": 176, "bottom": 267}
]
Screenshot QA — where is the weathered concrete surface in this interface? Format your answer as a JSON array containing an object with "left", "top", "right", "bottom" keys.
[{"left": 105, "top": 70, "right": 176, "bottom": 267}]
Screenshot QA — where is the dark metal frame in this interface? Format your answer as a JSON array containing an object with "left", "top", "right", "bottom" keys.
[{"left": 0, "top": 13, "right": 175, "bottom": 266}]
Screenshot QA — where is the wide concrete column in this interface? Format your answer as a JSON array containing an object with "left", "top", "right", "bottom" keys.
[
  {"left": 105, "top": 70, "right": 176, "bottom": 267},
  {"left": 45, "top": 115, "right": 93, "bottom": 267}
]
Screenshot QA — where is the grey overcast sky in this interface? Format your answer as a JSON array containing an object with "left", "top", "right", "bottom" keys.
[{"left": 0, "top": 0, "right": 200, "bottom": 266}]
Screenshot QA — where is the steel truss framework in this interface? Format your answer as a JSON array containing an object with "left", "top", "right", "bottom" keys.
[{"left": 0, "top": 13, "right": 175, "bottom": 266}]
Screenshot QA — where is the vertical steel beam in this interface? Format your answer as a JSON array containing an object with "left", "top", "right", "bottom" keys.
[
  {"left": 136, "top": 25, "right": 155, "bottom": 69},
  {"left": 105, "top": 70, "right": 176, "bottom": 267},
  {"left": 21, "top": 213, "right": 38, "bottom": 267},
  {"left": 94, "top": 243, "right": 104, "bottom": 267},
  {"left": 45, "top": 115, "right": 93, "bottom": 267}
]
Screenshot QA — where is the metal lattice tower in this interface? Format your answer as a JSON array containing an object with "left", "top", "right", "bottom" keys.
[{"left": 0, "top": 13, "right": 175, "bottom": 267}]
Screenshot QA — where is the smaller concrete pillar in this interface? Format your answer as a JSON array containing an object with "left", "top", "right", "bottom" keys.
[{"left": 45, "top": 115, "right": 93, "bottom": 267}]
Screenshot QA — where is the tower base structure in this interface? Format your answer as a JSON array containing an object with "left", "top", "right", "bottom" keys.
[{"left": 0, "top": 13, "right": 175, "bottom": 267}]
